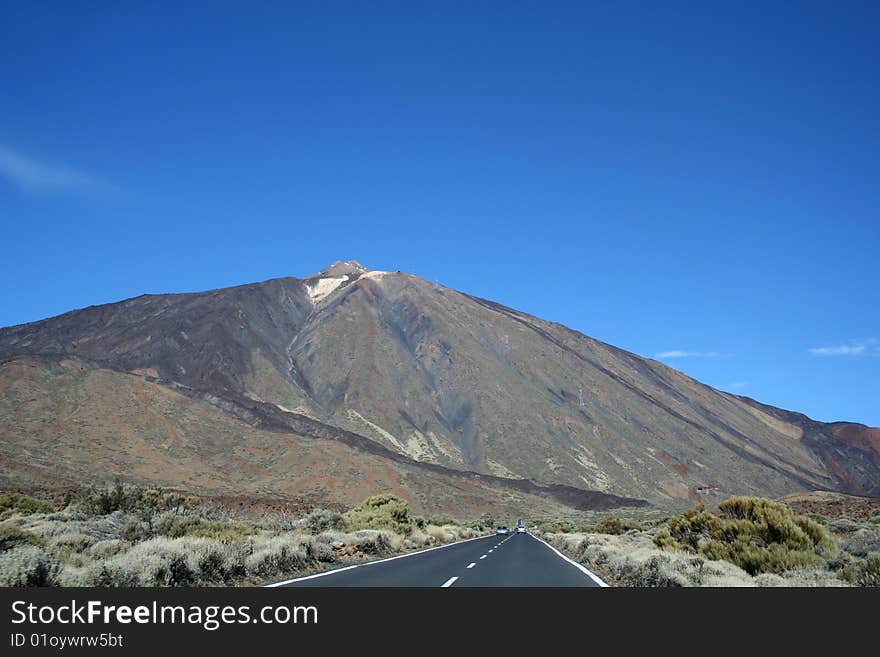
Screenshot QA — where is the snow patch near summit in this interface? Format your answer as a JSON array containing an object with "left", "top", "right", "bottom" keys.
[{"left": 306, "top": 276, "right": 349, "bottom": 302}]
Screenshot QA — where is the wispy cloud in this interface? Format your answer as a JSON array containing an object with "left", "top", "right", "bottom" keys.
[
  {"left": 808, "top": 338, "right": 879, "bottom": 357},
  {"left": 727, "top": 381, "right": 749, "bottom": 391},
  {"left": 654, "top": 350, "right": 722, "bottom": 359},
  {"left": 0, "top": 145, "right": 102, "bottom": 193}
]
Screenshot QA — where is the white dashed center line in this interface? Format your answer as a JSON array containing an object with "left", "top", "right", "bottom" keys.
[
  {"left": 441, "top": 576, "right": 458, "bottom": 588},
  {"left": 480, "top": 555, "right": 487, "bottom": 559},
  {"left": 467, "top": 562, "right": 476, "bottom": 569}
]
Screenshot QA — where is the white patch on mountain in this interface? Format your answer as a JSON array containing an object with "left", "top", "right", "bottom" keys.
[{"left": 306, "top": 275, "right": 349, "bottom": 302}]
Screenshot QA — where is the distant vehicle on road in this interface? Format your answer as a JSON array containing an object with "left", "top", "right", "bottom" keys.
[
  {"left": 515, "top": 519, "right": 526, "bottom": 533},
  {"left": 495, "top": 526, "right": 509, "bottom": 535}
]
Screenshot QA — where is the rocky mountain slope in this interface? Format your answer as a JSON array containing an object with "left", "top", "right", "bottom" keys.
[{"left": 1, "top": 260, "right": 877, "bottom": 507}]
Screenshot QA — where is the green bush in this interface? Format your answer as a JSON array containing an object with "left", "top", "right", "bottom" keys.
[
  {"left": 345, "top": 494, "right": 413, "bottom": 536},
  {"left": 475, "top": 513, "right": 496, "bottom": 531},
  {"left": 120, "top": 518, "right": 151, "bottom": 542},
  {"left": 76, "top": 482, "right": 196, "bottom": 518},
  {"left": 841, "top": 553, "right": 880, "bottom": 587},
  {"left": 594, "top": 516, "right": 641, "bottom": 535},
  {"left": 427, "top": 514, "right": 456, "bottom": 527},
  {"left": 0, "top": 523, "right": 44, "bottom": 552},
  {"left": 49, "top": 532, "right": 96, "bottom": 553},
  {"left": 302, "top": 509, "right": 345, "bottom": 534},
  {"left": 537, "top": 519, "right": 578, "bottom": 534},
  {"left": 654, "top": 497, "right": 838, "bottom": 575},
  {"left": 152, "top": 512, "right": 255, "bottom": 542},
  {"left": 0, "top": 493, "right": 54, "bottom": 519}
]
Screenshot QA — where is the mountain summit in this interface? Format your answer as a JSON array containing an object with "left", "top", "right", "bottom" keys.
[{"left": 1, "top": 262, "right": 877, "bottom": 511}]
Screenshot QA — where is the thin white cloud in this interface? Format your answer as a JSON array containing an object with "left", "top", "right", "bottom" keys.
[
  {"left": 727, "top": 381, "right": 749, "bottom": 391},
  {"left": 808, "top": 338, "right": 879, "bottom": 357},
  {"left": 654, "top": 350, "right": 721, "bottom": 359},
  {"left": 0, "top": 145, "right": 101, "bottom": 192}
]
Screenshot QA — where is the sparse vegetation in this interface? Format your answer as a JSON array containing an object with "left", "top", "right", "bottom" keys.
[
  {"left": 74, "top": 481, "right": 196, "bottom": 518},
  {"left": 541, "top": 495, "right": 876, "bottom": 587},
  {"left": 4, "top": 485, "right": 874, "bottom": 588},
  {"left": 0, "top": 485, "right": 480, "bottom": 587}
]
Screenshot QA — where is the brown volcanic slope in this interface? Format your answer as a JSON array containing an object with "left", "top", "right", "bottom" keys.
[
  {"left": 0, "top": 260, "right": 877, "bottom": 506},
  {"left": 0, "top": 358, "right": 635, "bottom": 517}
]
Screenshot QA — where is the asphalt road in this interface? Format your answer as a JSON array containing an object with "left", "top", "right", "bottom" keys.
[{"left": 272, "top": 533, "right": 605, "bottom": 587}]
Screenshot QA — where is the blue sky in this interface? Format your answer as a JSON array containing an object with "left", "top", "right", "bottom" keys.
[{"left": 2, "top": 1, "right": 878, "bottom": 426}]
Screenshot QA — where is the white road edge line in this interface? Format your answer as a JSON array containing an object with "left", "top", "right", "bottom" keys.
[
  {"left": 441, "top": 576, "right": 458, "bottom": 588},
  {"left": 529, "top": 534, "right": 609, "bottom": 587},
  {"left": 466, "top": 562, "right": 476, "bottom": 569},
  {"left": 265, "top": 533, "right": 492, "bottom": 587}
]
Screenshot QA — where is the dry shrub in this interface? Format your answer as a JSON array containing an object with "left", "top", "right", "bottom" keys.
[
  {"left": 546, "top": 532, "right": 758, "bottom": 587},
  {"left": 91, "top": 537, "right": 248, "bottom": 586},
  {"left": 86, "top": 539, "right": 131, "bottom": 559},
  {"left": 0, "top": 546, "right": 60, "bottom": 586},
  {"left": 245, "top": 535, "right": 318, "bottom": 578},
  {"left": 49, "top": 532, "right": 97, "bottom": 553}
]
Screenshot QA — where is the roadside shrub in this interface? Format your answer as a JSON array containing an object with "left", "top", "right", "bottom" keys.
[
  {"left": 49, "top": 532, "right": 97, "bottom": 553},
  {"left": 345, "top": 494, "right": 413, "bottom": 536},
  {"left": 75, "top": 482, "right": 196, "bottom": 519},
  {"left": 246, "top": 536, "right": 317, "bottom": 578},
  {"left": 614, "top": 554, "right": 688, "bottom": 587},
  {"left": 0, "top": 523, "right": 44, "bottom": 552},
  {"left": 405, "top": 527, "right": 433, "bottom": 548},
  {"left": 152, "top": 512, "right": 256, "bottom": 542},
  {"left": 840, "top": 553, "right": 880, "bottom": 587},
  {"left": 426, "top": 525, "right": 450, "bottom": 542},
  {"left": 841, "top": 529, "right": 880, "bottom": 558},
  {"left": 0, "top": 546, "right": 60, "bottom": 586},
  {"left": 546, "top": 532, "right": 759, "bottom": 587},
  {"left": 537, "top": 519, "right": 578, "bottom": 534},
  {"left": 594, "top": 516, "right": 641, "bottom": 535},
  {"left": 475, "top": 513, "right": 495, "bottom": 531},
  {"left": 0, "top": 492, "right": 54, "bottom": 519},
  {"left": 120, "top": 518, "right": 151, "bottom": 542},
  {"left": 302, "top": 509, "right": 345, "bottom": 534},
  {"left": 654, "top": 498, "right": 838, "bottom": 575},
  {"left": 86, "top": 540, "right": 131, "bottom": 559},
  {"left": 92, "top": 538, "right": 237, "bottom": 586},
  {"left": 350, "top": 530, "right": 396, "bottom": 555}
]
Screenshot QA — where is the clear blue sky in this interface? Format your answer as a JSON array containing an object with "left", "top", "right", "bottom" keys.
[{"left": 2, "top": 2, "right": 878, "bottom": 426}]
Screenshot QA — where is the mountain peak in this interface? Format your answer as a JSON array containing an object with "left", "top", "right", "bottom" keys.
[
  {"left": 307, "top": 260, "right": 369, "bottom": 281},
  {"left": 302, "top": 260, "right": 371, "bottom": 303}
]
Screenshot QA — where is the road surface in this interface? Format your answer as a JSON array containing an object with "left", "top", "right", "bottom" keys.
[{"left": 271, "top": 533, "right": 605, "bottom": 587}]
